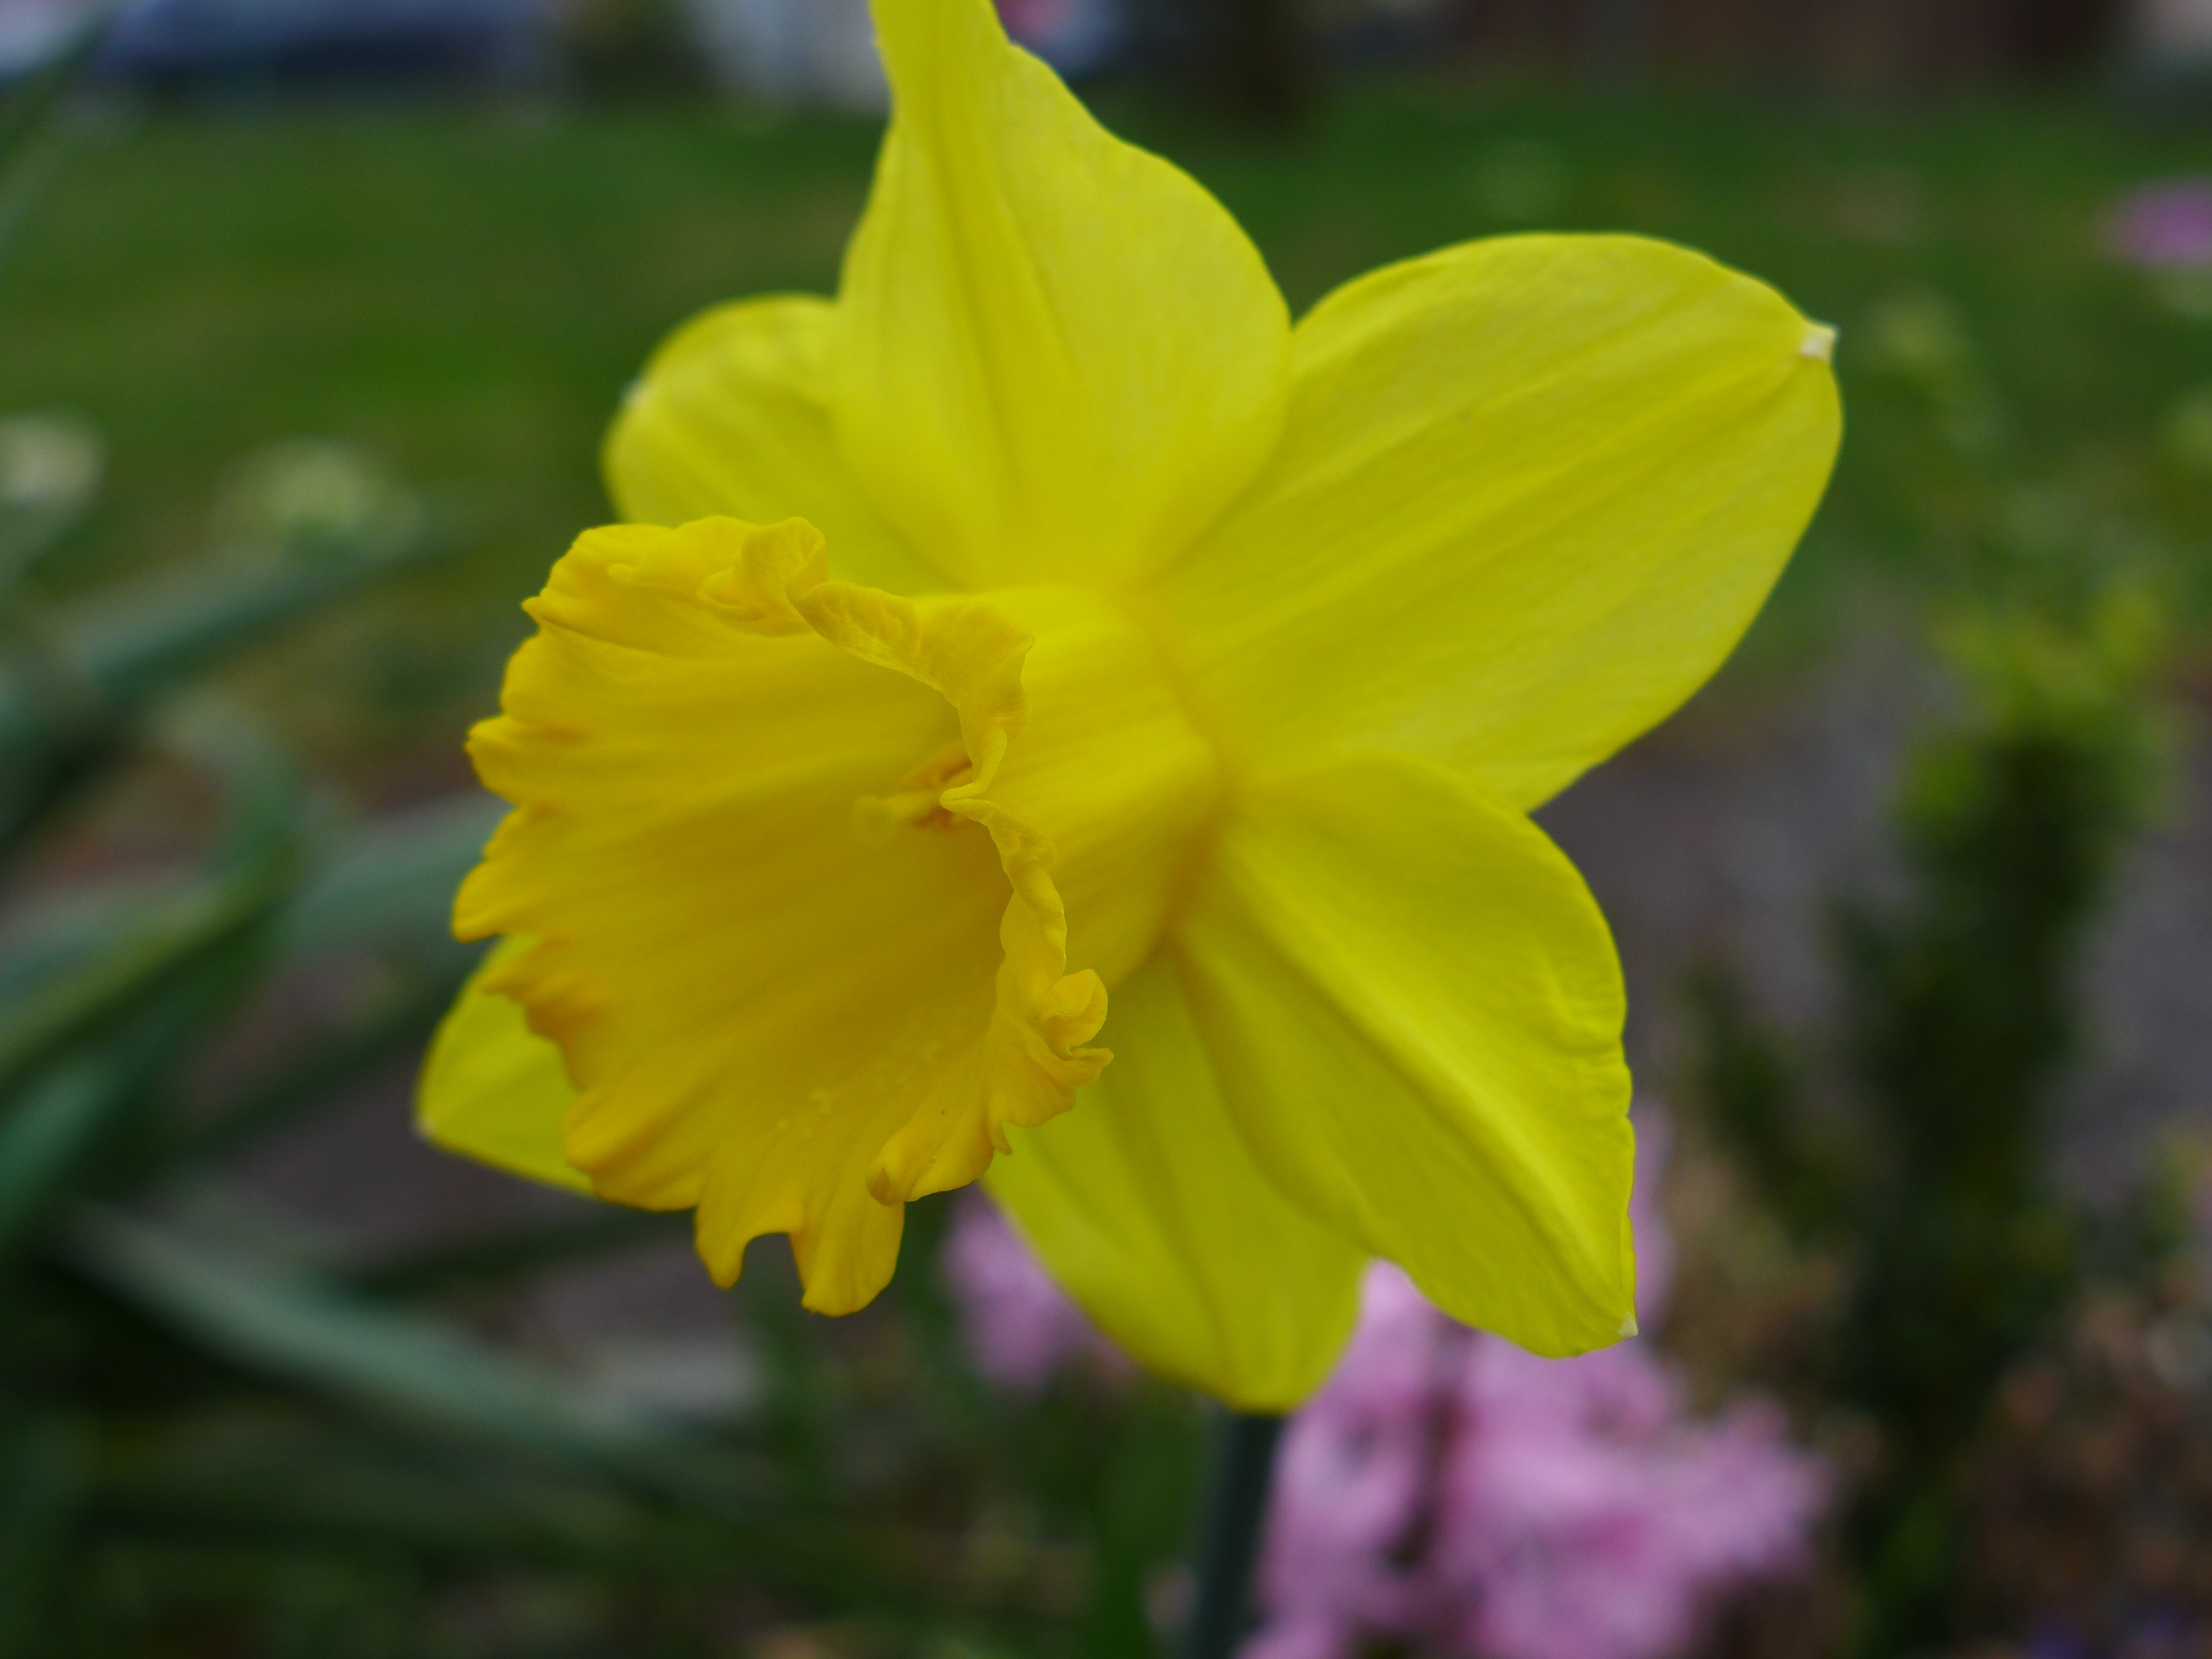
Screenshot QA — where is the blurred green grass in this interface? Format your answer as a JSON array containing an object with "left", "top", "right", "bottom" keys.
[{"left": 2, "top": 84, "right": 2209, "bottom": 743}]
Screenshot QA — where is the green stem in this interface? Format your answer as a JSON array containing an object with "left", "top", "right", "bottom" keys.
[{"left": 1182, "top": 1409, "right": 1284, "bottom": 1659}]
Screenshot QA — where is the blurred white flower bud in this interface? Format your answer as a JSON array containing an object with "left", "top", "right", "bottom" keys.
[
  {"left": 213, "top": 440, "right": 421, "bottom": 565},
  {"left": 0, "top": 413, "right": 104, "bottom": 588},
  {"left": 0, "top": 414, "right": 101, "bottom": 518}
]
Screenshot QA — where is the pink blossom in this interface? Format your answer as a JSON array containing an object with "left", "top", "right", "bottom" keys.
[
  {"left": 2106, "top": 181, "right": 2212, "bottom": 270},
  {"left": 940, "top": 1192, "right": 1130, "bottom": 1393},
  {"left": 1248, "top": 1265, "right": 1443, "bottom": 1659},
  {"left": 993, "top": 0, "right": 1121, "bottom": 72},
  {"left": 1435, "top": 1339, "right": 1824, "bottom": 1659},
  {"left": 996, "top": 0, "right": 1071, "bottom": 44},
  {"left": 1247, "top": 1107, "right": 1827, "bottom": 1659}
]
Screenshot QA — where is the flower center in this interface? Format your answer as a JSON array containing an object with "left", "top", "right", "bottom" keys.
[
  {"left": 906, "top": 583, "right": 1225, "bottom": 993},
  {"left": 854, "top": 742, "right": 974, "bottom": 841}
]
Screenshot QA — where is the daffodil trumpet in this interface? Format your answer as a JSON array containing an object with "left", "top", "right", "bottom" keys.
[{"left": 418, "top": 0, "right": 1841, "bottom": 1410}]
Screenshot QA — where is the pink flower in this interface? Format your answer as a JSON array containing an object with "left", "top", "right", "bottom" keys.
[
  {"left": 940, "top": 1192, "right": 1130, "bottom": 1393},
  {"left": 996, "top": 0, "right": 1071, "bottom": 44},
  {"left": 1246, "top": 1107, "right": 1828, "bottom": 1659},
  {"left": 992, "top": 0, "right": 1120, "bottom": 72},
  {"left": 1248, "top": 1265, "right": 1444, "bottom": 1659},
  {"left": 1435, "top": 1339, "right": 1823, "bottom": 1659},
  {"left": 2106, "top": 182, "right": 2212, "bottom": 270}
]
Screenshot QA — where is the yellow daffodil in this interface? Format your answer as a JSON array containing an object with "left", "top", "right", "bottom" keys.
[{"left": 418, "top": 0, "right": 1840, "bottom": 1409}]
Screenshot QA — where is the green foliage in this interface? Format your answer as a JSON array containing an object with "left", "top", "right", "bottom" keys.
[
  {"left": 1689, "top": 270, "right": 2174, "bottom": 1654},
  {"left": 1846, "top": 603, "right": 2159, "bottom": 1638},
  {"left": 1695, "top": 604, "right": 2165, "bottom": 1653}
]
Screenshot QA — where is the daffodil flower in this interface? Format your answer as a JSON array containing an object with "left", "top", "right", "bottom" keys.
[{"left": 418, "top": 0, "right": 1839, "bottom": 1409}]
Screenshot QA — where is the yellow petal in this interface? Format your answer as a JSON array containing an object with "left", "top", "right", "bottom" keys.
[
  {"left": 455, "top": 517, "right": 1216, "bottom": 1315},
  {"left": 987, "top": 952, "right": 1366, "bottom": 1411},
  {"left": 605, "top": 295, "right": 943, "bottom": 594},
  {"left": 830, "top": 0, "right": 1289, "bottom": 588},
  {"left": 1176, "top": 753, "right": 1635, "bottom": 1358},
  {"left": 417, "top": 937, "right": 592, "bottom": 1198},
  {"left": 1161, "top": 234, "right": 1842, "bottom": 811}
]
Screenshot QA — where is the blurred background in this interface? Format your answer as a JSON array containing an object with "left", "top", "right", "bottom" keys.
[{"left": 3, "top": 2, "right": 2212, "bottom": 1657}]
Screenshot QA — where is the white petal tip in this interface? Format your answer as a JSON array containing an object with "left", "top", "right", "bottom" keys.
[
  {"left": 1618, "top": 1309, "right": 1640, "bottom": 1339},
  {"left": 1799, "top": 323, "right": 1838, "bottom": 364}
]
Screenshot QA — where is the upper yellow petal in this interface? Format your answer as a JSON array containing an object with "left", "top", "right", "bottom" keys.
[
  {"left": 988, "top": 951, "right": 1366, "bottom": 1411},
  {"left": 417, "top": 936, "right": 592, "bottom": 1198},
  {"left": 830, "top": 0, "right": 1290, "bottom": 588},
  {"left": 1175, "top": 752, "right": 1636, "bottom": 1359},
  {"left": 1158, "top": 233, "right": 1841, "bottom": 810},
  {"left": 605, "top": 294, "right": 943, "bottom": 595}
]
